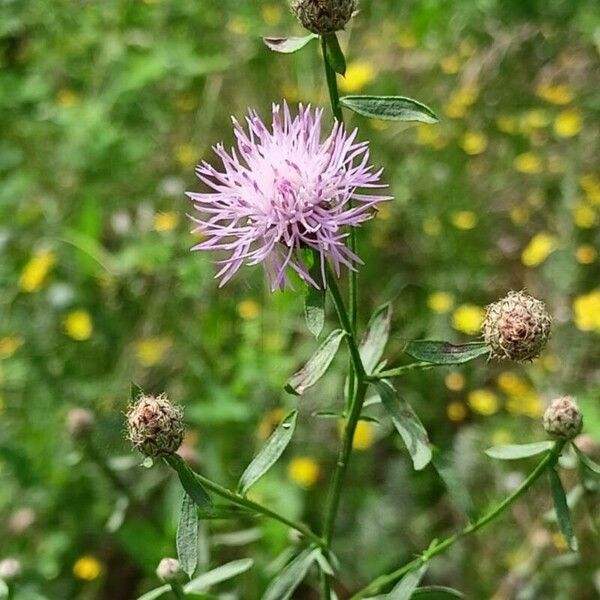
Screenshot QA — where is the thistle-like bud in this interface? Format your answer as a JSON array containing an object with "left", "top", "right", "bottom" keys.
[
  {"left": 0, "top": 558, "right": 22, "bottom": 581},
  {"left": 543, "top": 396, "right": 583, "bottom": 440},
  {"left": 156, "top": 558, "right": 185, "bottom": 583},
  {"left": 289, "top": 0, "right": 357, "bottom": 35},
  {"left": 482, "top": 290, "right": 551, "bottom": 361},
  {"left": 66, "top": 408, "right": 95, "bottom": 439},
  {"left": 126, "top": 394, "right": 184, "bottom": 458}
]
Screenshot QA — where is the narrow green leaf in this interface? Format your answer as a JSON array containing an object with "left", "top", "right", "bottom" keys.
[
  {"left": 177, "top": 493, "right": 199, "bottom": 578},
  {"left": 324, "top": 33, "right": 346, "bottom": 75},
  {"left": 387, "top": 563, "right": 428, "bottom": 599},
  {"left": 573, "top": 444, "right": 600, "bottom": 475},
  {"left": 130, "top": 381, "right": 144, "bottom": 402},
  {"left": 238, "top": 410, "right": 298, "bottom": 494},
  {"left": 261, "top": 548, "right": 319, "bottom": 600},
  {"left": 340, "top": 95, "right": 438, "bottom": 123},
  {"left": 359, "top": 303, "right": 392, "bottom": 374},
  {"left": 197, "top": 504, "right": 256, "bottom": 520},
  {"left": 485, "top": 441, "right": 554, "bottom": 460},
  {"left": 0, "top": 580, "right": 8, "bottom": 600},
  {"left": 314, "top": 550, "right": 335, "bottom": 576},
  {"left": 403, "top": 341, "right": 489, "bottom": 365},
  {"left": 374, "top": 380, "right": 432, "bottom": 470},
  {"left": 549, "top": 468, "right": 578, "bottom": 551},
  {"left": 136, "top": 585, "right": 170, "bottom": 600},
  {"left": 184, "top": 558, "right": 254, "bottom": 593},
  {"left": 412, "top": 586, "right": 465, "bottom": 599},
  {"left": 431, "top": 447, "right": 475, "bottom": 518},
  {"left": 165, "top": 455, "right": 212, "bottom": 509},
  {"left": 285, "top": 329, "right": 346, "bottom": 395},
  {"left": 263, "top": 34, "right": 318, "bottom": 54},
  {"left": 304, "top": 253, "right": 326, "bottom": 338}
]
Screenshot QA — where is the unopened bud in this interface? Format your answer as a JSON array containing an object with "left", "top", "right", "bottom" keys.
[
  {"left": 543, "top": 396, "right": 583, "bottom": 440},
  {"left": 0, "top": 558, "right": 22, "bottom": 581},
  {"left": 289, "top": 0, "right": 357, "bottom": 35},
  {"left": 156, "top": 558, "right": 184, "bottom": 583},
  {"left": 66, "top": 408, "right": 95, "bottom": 439},
  {"left": 126, "top": 394, "right": 184, "bottom": 458},
  {"left": 482, "top": 290, "right": 551, "bottom": 361}
]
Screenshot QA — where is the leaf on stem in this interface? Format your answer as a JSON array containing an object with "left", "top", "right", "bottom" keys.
[
  {"left": 485, "top": 441, "right": 554, "bottom": 460},
  {"left": 136, "top": 585, "right": 171, "bottom": 600},
  {"left": 197, "top": 504, "right": 256, "bottom": 520},
  {"left": 431, "top": 447, "right": 475, "bottom": 519},
  {"left": 340, "top": 95, "right": 438, "bottom": 123},
  {"left": 386, "top": 562, "right": 428, "bottom": 599},
  {"left": 359, "top": 303, "right": 392, "bottom": 374},
  {"left": 165, "top": 454, "right": 212, "bottom": 509},
  {"left": 412, "top": 586, "right": 465, "bottom": 599},
  {"left": 184, "top": 558, "right": 254, "bottom": 593},
  {"left": 402, "top": 341, "right": 489, "bottom": 365},
  {"left": 285, "top": 329, "right": 346, "bottom": 395},
  {"left": 324, "top": 33, "right": 346, "bottom": 75},
  {"left": 177, "top": 493, "right": 199, "bottom": 578},
  {"left": 0, "top": 580, "right": 8, "bottom": 600},
  {"left": 573, "top": 443, "right": 600, "bottom": 475},
  {"left": 549, "top": 467, "right": 578, "bottom": 551},
  {"left": 261, "top": 548, "right": 319, "bottom": 600},
  {"left": 238, "top": 410, "right": 298, "bottom": 494},
  {"left": 374, "top": 380, "right": 432, "bottom": 470},
  {"left": 263, "top": 34, "right": 318, "bottom": 54},
  {"left": 304, "top": 253, "right": 326, "bottom": 338}
]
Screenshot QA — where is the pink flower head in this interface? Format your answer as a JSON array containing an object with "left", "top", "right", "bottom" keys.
[{"left": 186, "top": 102, "right": 391, "bottom": 290}]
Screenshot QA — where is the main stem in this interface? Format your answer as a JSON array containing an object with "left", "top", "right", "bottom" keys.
[{"left": 351, "top": 441, "right": 565, "bottom": 599}]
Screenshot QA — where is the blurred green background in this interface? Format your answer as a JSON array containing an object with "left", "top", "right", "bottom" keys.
[{"left": 1, "top": 0, "right": 599, "bottom": 598}]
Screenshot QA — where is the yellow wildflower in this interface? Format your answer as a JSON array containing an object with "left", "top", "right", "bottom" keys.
[
  {"left": 443, "top": 86, "right": 479, "bottom": 119},
  {"left": 497, "top": 372, "right": 530, "bottom": 397},
  {"left": 257, "top": 408, "right": 287, "bottom": 441},
  {"left": 73, "top": 555, "right": 102, "bottom": 581},
  {"left": 422, "top": 216, "right": 441, "bottom": 236},
  {"left": 63, "top": 310, "right": 93, "bottom": 341},
  {"left": 509, "top": 205, "right": 529, "bottom": 226},
  {"left": 288, "top": 457, "right": 320, "bottom": 488},
  {"left": 19, "top": 250, "right": 56, "bottom": 293},
  {"left": 427, "top": 291, "right": 455, "bottom": 314},
  {"left": 439, "top": 55, "right": 461, "bottom": 75},
  {"left": 521, "top": 232, "right": 557, "bottom": 267},
  {"left": 153, "top": 212, "right": 180, "bottom": 232},
  {"left": 467, "top": 389, "right": 499, "bottom": 416},
  {"left": 576, "top": 244, "right": 597, "bottom": 265},
  {"left": 452, "top": 304, "right": 485, "bottom": 335},
  {"left": 416, "top": 124, "right": 446, "bottom": 149},
  {"left": 445, "top": 372, "right": 465, "bottom": 392},
  {"left": 573, "top": 203, "right": 597, "bottom": 228},
  {"left": 398, "top": 28, "right": 417, "bottom": 49},
  {"left": 573, "top": 291, "right": 600, "bottom": 332},
  {"left": 447, "top": 401, "right": 467, "bottom": 422},
  {"left": 261, "top": 4, "right": 282, "bottom": 26},
  {"left": 554, "top": 109, "right": 582, "bottom": 138},
  {"left": 514, "top": 152, "right": 543, "bottom": 175},
  {"left": 57, "top": 89, "right": 79, "bottom": 108},
  {"left": 175, "top": 144, "right": 197, "bottom": 169},
  {"left": 492, "top": 429, "right": 513, "bottom": 446},
  {"left": 451, "top": 211, "right": 478, "bottom": 230},
  {"left": 351, "top": 420, "right": 375, "bottom": 451},
  {"left": 226, "top": 16, "right": 248, "bottom": 35},
  {"left": 540, "top": 354, "right": 560, "bottom": 372},
  {"left": 496, "top": 115, "right": 519, "bottom": 135},
  {"left": 580, "top": 174, "right": 600, "bottom": 206},
  {"left": 339, "top": 61, "right": 376, "bottom": 94},
  {"left": 522, "top": 109, "right": 550, "bottom": 130},
  {"left": 237, "top": 300, "right": 260, "bottom": 320},
  {"left": 460, "top": 131, "right": 488, "bottom": 155},
  {"left": 0, "top": 336, "right": 24, "bottom": 358},
  {"left": 135, "top": 337, "right": 172, "bottom": 367},
  {"left": 536, "top": 83, "right": 574, "bottom": 105}
]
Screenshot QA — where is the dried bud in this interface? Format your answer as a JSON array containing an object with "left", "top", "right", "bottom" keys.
[
  {"left": 0, "top": 558, "right": 22, "bottom": 581},
  {"left": 66, "top": 408, "right": 95, "bottom": 439},
  {"left": 156, "top": 558, "right": 184, "bottom": 583},
  {"left": 290, "top": 0, "right": 357, "bottom": 34},
  {"left": 543, "top": 396, "right": 583, "bottom": 440},
  {"left": 482, "top": 290, "right": 551, "bottom": 361},
  {"left": 126, "top": 394, "right": 184, "bottom": 458}
]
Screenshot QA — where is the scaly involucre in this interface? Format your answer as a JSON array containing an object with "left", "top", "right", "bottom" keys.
[{"left": 186, "top": 102, "right": 390, "bottom": 291}]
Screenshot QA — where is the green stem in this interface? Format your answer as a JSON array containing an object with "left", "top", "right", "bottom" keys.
[
  {"left": 320, "top": 36, "right": 343, "bottom": 123},
  {"left": 170, "top": 582, "right": 186, "bottom": 600},
  {"left": 350, "top": 441, "right": 565, "bottom": 599}
]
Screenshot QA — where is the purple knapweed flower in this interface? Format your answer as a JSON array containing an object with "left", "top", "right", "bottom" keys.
[{"left": 186, "top": 102, "right": 390, "bottom": 291}]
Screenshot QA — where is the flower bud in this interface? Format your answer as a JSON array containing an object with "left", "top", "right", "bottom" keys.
[
  {"left": 156, "top": 558, "right": 185, "bottom": 583},
  {"left": 482, "top": 290, "right": 551, "bottom": 361},
  {"left": 289, "top": 0, "right": 357, "bottom": 35},
  {"left": 543, "top": 396, "right": 583, "bottom": 440},
  {"left": 126, "top": 394, "right": 184, "bottom": 458},
  {"left": 66, "top": 408, "right": 95, "bottom": 439},
  {"left": 0, "top": 558, "right": 22, "bottom": 581}
]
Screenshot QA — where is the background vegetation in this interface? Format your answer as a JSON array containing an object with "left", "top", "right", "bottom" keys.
[{"left": 1, "top": 0, "right": 599, "bottom": 598}]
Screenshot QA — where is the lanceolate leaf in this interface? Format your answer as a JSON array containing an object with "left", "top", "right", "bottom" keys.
[
  {"left": 185, "top": 558, "right": 254, "bottom": 593},
  {"left": 374, "top": 380, "right": 432, "bottom": 470},
  {"left": 238, "top": 410, "right": 298, "bottom": 494},
  {"left": 387, "top": 563, "right": 428, "bottom": 599},
  {"left": 359, "top": 303, "right": 392, "bottom": 374},
  {"left": 285, "top": 329, "right": 346, "bottom": 395},
  {"left": 573, "top": 444, "right": 600, "bottom": 475},
  {"left": 412, "top": 586, "right": 465, "bottom": 599},
  {"left": 549, "top": 468, "right": 578, "bottom": 551},
  {"left": 263, "top": 34, "right": 318, "bottom": 54},
  {"left": 340, "top": 95, "right": 438, "bottom": 123},
  {"left": 485, "top": 441, "right": 554, "bottom": 460},
  {"left": 136, "top": 585, "right": 170, "bottom": 600},
  {"left": 324, "top": 32, "right": 346, "bottom": 75},
  {"left": 177, "top": 493, "right": 199, "bottom": 577},
  {"left": 431, "top": 447, "right": 475, "bottom": 518},
  {"left": 304, "top": 254, "right": 326, "bottom": 338},
  {"left": 165, "top": 455, "right": 212, "bottom": 509},
  {"left": 261, "top": 548, "right": 319, "bottom": 600},
  {"left": 402, "top": 341, "right": 489, "bottom": 365}
]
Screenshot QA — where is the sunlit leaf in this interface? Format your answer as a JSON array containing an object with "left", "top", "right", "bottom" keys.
[
  {"left": 261, "top": 548, "right": 319, "bottom": 600},
  {"left": 165, "top": 455, "right": 212, "bottom": 509},
  {"left": 263, "top": 34, "right": 318, "bottom": 54},
  {"left": 238, "top": 410, "right": 298, "bottom": 494},
  {"left": 359, "top": 303, "right": 392, "bottom": 374},
  {"left": 403, "top": 341, "right": 489, "bottom": 365},
  {"left": 285, "top": 329, "right": 346, "bottom": 395},
  {"left": 387, "top": 563, "right": 428, "bottom": 599},
  {"left": 485, "top": 441, "right": 554, "bottom": 460},
  {"left": 136, "top": 585, "right": 170, "bottom": 600},
  {"left": 412, "top": 586, "right": 465, "bottom": 599},
  {"left": 177, "top": 493, "right": 199, "bottom": 577},
  {"left": 549, "top": 468, "right": 578, "bottom": 551},
  {"left": 374, "top": 380, "right": 432, "bottom": 470},
  {"left": 304, "top": 252, "right": 326, "bottom": 338},
  {"left": 185, "top": 558, "right": 254, "bottom": 593},
  {"left": 573, "top": 444, "right": 600, "bottom": 475},
  {"left": 340, "top": 95, "right": 438, "bottom": 123}
]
